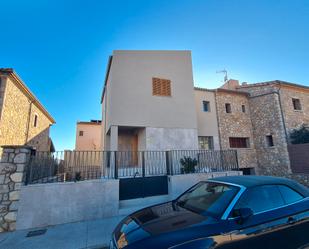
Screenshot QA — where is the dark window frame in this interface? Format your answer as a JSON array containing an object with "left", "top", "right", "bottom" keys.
[
  {"left": 241, "top": 105, "right": 246, "bottom": 113},
  {"left": 33, "top": 114, "right": 38, "bottom": 127},
  {"left": 203, "top": 101, "right": 210, "bottom": 112},
  {"left": 198, "top": 136, "right": 214, "bottom": 150},
  {"left": 229, "top": 137, "right": 250, "bottom": 148},
  {"left": 266, "top": 135, "right": 274, "bottom": 147},
  {"left": 79, "top": 130, "right": 84, "bottom": 136},
  {"left": 292, "top": 98, "right": 302, "bottom": 111},
  {"left": 225, "top": 103, "right": 232, "bottom": 113}
]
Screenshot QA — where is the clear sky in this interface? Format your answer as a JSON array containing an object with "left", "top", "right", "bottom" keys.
[{"left": 1, "top": 0, "right": 308, "bottom": 151}]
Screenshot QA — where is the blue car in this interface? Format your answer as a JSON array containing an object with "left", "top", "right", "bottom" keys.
[{"left": 111, "top": 175, "right": 309, "bottom": 249}]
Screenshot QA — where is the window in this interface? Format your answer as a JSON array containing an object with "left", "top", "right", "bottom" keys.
[
  {"left": 203, "top": 101, "right": 210, "bottom": 112},
  {"left": 79, "top": 131, "right": 84, "bottom": 136},
  {"left": 177, "top": 182, "right": 239, "bottom": 218},
  {"left": 266, "top": 135, "right": 274, "bottom": 147},
  {"left": 152, "top": 77, "right": 171, "bottom": 96},
  {"left": 33, "top": 114, "right": 38, "bottom": 127},
  {"left": 232, "top": 185, "right": 285, "bottom": 215},
  {"left": 241, "top": 105, "right": 246, "bottom": 113},
  {"left": 198, "top": 136, "right": 214, "bottom": 150},
  {"left": 278, "top": 185, "right": 303, "bottom": 204},
  {"left": 292, "top": 98, "right": 302, "bottom": 110},
  {"left": 225, "top": 103, "right": 231, "bottom": 113},
  {"left": 229, "top": 137, "right": 250, "bottom": 148}
]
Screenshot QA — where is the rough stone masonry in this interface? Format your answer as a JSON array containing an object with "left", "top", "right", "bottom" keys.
[{"left": 0, "top": 146, "right": 31, "bottom": 232}]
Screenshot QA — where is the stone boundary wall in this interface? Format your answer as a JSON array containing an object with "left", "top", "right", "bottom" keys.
[{"left": 0, "top": 146, "right": 31, "bottom": 232}]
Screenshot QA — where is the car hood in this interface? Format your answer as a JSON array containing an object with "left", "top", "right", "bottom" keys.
[{"left": 113, "top": 201, "right": 210, "bottom": 248}]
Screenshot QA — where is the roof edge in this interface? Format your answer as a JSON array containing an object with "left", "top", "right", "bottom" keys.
[{"left": 1, "top": 69, "right": 55, "bottom": 124}]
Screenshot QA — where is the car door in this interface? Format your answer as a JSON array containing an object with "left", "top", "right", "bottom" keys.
[{"left": 216, "top": 184, "right": 301, "bottom": 249}]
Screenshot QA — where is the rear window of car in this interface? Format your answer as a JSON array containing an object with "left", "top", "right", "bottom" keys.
[
  {"left": 233, "top": 185, "right": 285, "bottom": 214},
  {"left": 277, "top": 185, "right": 303, "bottom": 204}
]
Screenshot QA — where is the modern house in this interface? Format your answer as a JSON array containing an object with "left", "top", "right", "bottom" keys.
[
  {"left": 0, "top": 68, "right": 55, "bottom": 151},
  {"left": 75, "top": 120, "right": 102, "bottom": 151},
  {"left": 101, "top": 50, "right": 198, "bottom": 152}
]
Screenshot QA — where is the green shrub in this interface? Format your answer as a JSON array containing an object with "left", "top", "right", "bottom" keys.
[
  {"left": 180, "top": 156, "right": 198, "bottom": 174},
  {"left": 290, "top": 124, "right": 309, "bottom": 144}
]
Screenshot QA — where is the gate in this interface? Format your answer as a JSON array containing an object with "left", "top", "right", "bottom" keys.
[
  {"left": 117, "top": 151, "right": 169, "bottom": 200},
  {"left": 119, "top": 176, "right": 168, "bottom": 200}
]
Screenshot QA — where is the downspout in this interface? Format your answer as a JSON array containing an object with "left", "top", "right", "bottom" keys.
[
  {"left": 277, "top": 85, "right": 289, "bottom": 144},
  {"left": 214, "top": 90, "right": 222, "bottom": 150},
  {"left": 25, "top": 100, "right": 33, "bottom": 144}
]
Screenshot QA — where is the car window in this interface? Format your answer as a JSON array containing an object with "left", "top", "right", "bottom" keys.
[
  {"left": 278, "top": 185, "right": 303, "bottom": 204},
  {"left": 232, "top": 185, "right": 285, "bottom": 215},
  {"left": 177, "top": 182, "right": 239, "bottom": 218}
]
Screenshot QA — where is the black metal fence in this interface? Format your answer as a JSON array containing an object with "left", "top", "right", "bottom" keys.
[{"left": 25, "top": 150, "right": 239, "bottom": 185}]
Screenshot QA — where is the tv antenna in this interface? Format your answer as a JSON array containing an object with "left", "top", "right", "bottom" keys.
[{"left": 216, "top": 69, "right": 228, "bottom": 82}]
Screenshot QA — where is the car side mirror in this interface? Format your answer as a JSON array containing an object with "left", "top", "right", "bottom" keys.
[{"left": 233, "top": 208, "right": 253, "bottom": 224}]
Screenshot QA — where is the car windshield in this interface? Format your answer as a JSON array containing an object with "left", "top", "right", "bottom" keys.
[{"left": 176, "top": 181, "right": 239, "bottom": 218}]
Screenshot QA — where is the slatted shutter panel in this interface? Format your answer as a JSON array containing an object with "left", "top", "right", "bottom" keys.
[{"left": 152, "top": 77, "right": 171, "bottom": 96}]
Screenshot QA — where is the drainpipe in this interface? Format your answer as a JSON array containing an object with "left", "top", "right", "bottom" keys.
[
  {"left": 214, "top": 91, "right": 222, "bottom": 150},
  {"left": 25, "top": 100, "right": 33, "bottom": 144},
  {"left": 277, "top": 85, "right": 289, "bottom": 144}
]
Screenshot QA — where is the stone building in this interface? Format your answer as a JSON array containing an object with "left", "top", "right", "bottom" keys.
[
  {"left": 223, "top": 80, "right": 309, "bottom": 175},
  {"left": 0, "top": 69, "right": 55, "bottom": 151}
]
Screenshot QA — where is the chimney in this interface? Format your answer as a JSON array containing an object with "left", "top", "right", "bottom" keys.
[{"left": 220, "top": 79, "right": 240, "bottom": 90}]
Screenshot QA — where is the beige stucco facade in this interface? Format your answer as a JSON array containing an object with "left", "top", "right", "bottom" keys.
[
  {"left": 194, "top": 88, "right": 220, "bottom": 149},
  {"left": 101, "top": 50, "right": 198, "bottom": 151},
  {"left": 75, "top": 121, "right": 102, "bottom": 151},
  {"left": 0, "top": 69, "right": 55, "bottom": 151}
]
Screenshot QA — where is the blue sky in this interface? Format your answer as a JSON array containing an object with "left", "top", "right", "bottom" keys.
[{"left": 1, "top": 0, "right": 308, "bottom": 151}]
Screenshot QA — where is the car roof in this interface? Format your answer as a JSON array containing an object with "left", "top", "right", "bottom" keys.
[{"left": 210, "top": 175, "right": 309, "bottom": 197}]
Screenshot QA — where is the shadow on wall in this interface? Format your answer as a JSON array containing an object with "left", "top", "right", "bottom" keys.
[{"left": 26, "top": 127, "right": 54, "bottom": 152}]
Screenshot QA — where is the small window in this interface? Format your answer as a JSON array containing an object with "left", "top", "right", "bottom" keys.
[
  {"left": 229, "top": 137, "right": 250, "bottom": 148},
  {"left": 203, "top": 101, "right": 210, "bottom": 112},
  {"left": 225, "top": 103, "right": 231, "bottom": 113},
  {"left": 33, "top": 114, "right": 38, "bottom": 127},
  {"left": 152, "top": 77, "right": 171, "bottom": 96},
  {"left": 266, "top": 135, "right": 274, "bottom": 147},
  {"left": 79, "top": 131, "right": 84, "bottom": 136},
  {"left": 241, "top": 105, "right": 246, "bottom": 113},
  {"left": 198, "top": 136, "right": 214, "bottom": 150},
  {"left": 232, "top": 185, "right": 285, "bottom": 215},
  {"left": 278, "top": 185, "right": 303, "bottom": 204},
  {"left": 292, "top": 98, "right": 302, "bottom": 110}
]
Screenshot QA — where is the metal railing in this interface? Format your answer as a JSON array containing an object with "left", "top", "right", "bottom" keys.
[{"left": 25, "top": 150, "right": 239, "bottom": 185}]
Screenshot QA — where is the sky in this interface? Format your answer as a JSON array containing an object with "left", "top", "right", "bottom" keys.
[{"left": 1, "top": 0, "right": 309, "bottom": 151}]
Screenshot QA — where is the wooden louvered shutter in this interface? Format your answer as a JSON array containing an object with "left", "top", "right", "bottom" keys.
[{"left": 152, "top": 77, "right": 171, "bottom": 96}]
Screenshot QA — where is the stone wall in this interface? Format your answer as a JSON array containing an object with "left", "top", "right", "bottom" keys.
[
  {"left": 0, "top": 75, "right": 53, "bottom": 151},
  {"left": 0, "top": 146, "right": 31, "bottom": 232},
  {"left": 279, "top": 87, "right": 309, "bottom": 136},
  {"left": 215, "top": 91, "right": 255, "bottom": 149},
  {"left": 248, "top": 92, "right": 291, "bottom": 175},
  {"left": 236, "top": 149, "right": 258, "bottom": 169}
]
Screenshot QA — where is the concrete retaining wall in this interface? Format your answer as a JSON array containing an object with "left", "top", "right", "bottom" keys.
[
  {"left": 168, "top": 171, "right": 243, "bottom": 199},
  {"left": 16, "top": 179, "right": 119, "bottom": 230}
]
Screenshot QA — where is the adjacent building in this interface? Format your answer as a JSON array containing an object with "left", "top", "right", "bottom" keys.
[
  {"left": 75, "top": 120, "right": 102, "bottom": 151},
  {"left": 0, "top": 68, "right": 55, "bottom": 151}
]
